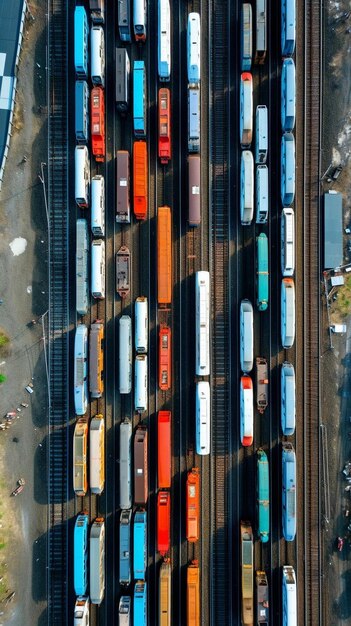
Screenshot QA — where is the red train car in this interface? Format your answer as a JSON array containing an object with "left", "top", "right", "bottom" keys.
[
  {"left": 91, "top": 86, "right": 105, "bottom": 162},
  {"left": 158, "top": 411, "right": 171, "bottom": 489},
  {"left": 159, "top": 325, "right": 171, "bottom": 391},
  {"left": 158, "top": 88, "right": 171, "bottom": 164},
  {"left": 186, "top": 468, "right": 200, "bottom": 543},
  {"left": 157, "top": 491, "right": 171, "bottom": 556},
  {"left": 133, "top": 141, "right": 148, "bottom": 220}
]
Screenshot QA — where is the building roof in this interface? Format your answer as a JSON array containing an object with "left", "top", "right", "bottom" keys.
[{"left": 324, "top": 192, "right": 343, "bottom": 270}]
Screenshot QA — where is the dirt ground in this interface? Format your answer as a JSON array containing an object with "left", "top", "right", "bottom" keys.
[{"left": 0, "top": 1, "right": 48, "bottom": 624}]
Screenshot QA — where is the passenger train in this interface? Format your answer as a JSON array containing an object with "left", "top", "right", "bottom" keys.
[
  {"left": 282, "top": 565, "right": 297, "bottom": 626},
  {"left": 74, "top": 324, "right": 88, "bottom": 416},
  {"left": 75, "top": 145, "right": 90, "bottom": 207},
  {"left": 91, "top": 26, "right": 105, "bottom": 87},
  {"left": 196, "top": 381, "right": 210, "bottom": 455},
  {"left": 240, "top": 150, "right": 254, "bottom": 225},
  {"left": 195, "top": 271, "right": 210, "bottom": 376},
  {"left": 158, "top": 0, "right": 171, "bottom": 81},
  {"left": 240, "top": 375, "right": 253, "bottom": 447},
  {"left": 256, "top": 165, "right": 269, "bottom": 224},
  {"left": 119, "top": 315, "right": 132, "bottom": 394},
  {"left": 281, "top": 278, "right": 295, "bottom": 349},
  {"left": 187, "top": 13, "right": 201, "bottom": 84},
  {"left": 255, "top": 105, "right": 268, "bottom": 164},
  {"left": 135, "top": 296, "right": 148, "bottom": 353},
  {"left": 91, "top": 175, "right": 105, "bottom": 236},
  {"left": 281, "top": 208, "right": 295, "bottom": 276},
  {"left": 74, "top": 512, "right": 89, "bottom": 597},
  {"left": 119, "top": 419, "right": 132, "bottom": 509},
  {"left": 281, "top": 362, "right": 296, "bottom": 436},
  {"left": 282, "top": 443, "right": 296, "bottom": 542},
  {"left": 281, "top": 132, "right": 295, "bottom": 207},
  {"left": 281, "top": 0, "right": 296, "bottom": 56},
  {"left": 240, "top": 73, "right": 253, "bottom": 148},
  {"left": 281, "top": 58, "right": 296, "bottom": 132},
  {"left": 91, "top": 239, "right": 105, "bottom": 299}
]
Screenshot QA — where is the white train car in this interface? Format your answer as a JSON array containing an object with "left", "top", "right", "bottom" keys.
[
  {"left": 135, "top": 297, "right": 148, "bottom": 353},
  {"left": 119, "top": 315, "right": 132, "bottom": 394},
  {"left": 281, "top": 208, "right": 295, "bottom": 276},
  {"left": 255, "top": 105, "right": 268, "bottom": 164},
  {"left": 195, "top": 271, "right": 210, "bottom": 376},
  {"left": 89, "top": 415, "right": 105, "bottom": 495},
  {"left": 281, "top": 362, "right": 295, "bottom": 436},
  {"left": 255, "top": 164, "right": 269, "bottom": 224},
  {"left": 240, "top": 72, "right": 253, "bottom": 148},
  {"left": 120, "top": 419, "right": 132, "bottom": 510},
  {"left": 119, "top": 595, "right": 131, "bottom": 626},
  {"left": 135, "top": 355, "right": 148, "bottom": 412},
  {"left": 158, "top": 0, "right": 171, "bottom": 81},
  {"left": 187, "top": 12, "right": 201, "bottom": 84},
  {"left": 91, "top": 239, "right": 105, "bottom": 299},
  {"left": 240, "top": 150, "right": 254, "bottom": 225},
  {"left": 282, "top": 566, "right": 297, "bottom": 626},
  {"left": 74, "top": 324, "right": 89, "bottom": 416},
  {"left": 74, "top": 597, "right": 89, "bottom": 626},
  {"left": 240, "top": 299, "right": 253, "bottom": 373},
  {"left": 76, "top": 219, "right": 89, "bottom": 316},
  {"left": 75, "top": 145, "right": 90, "bottom": 208},
  {"left": 281, "top": 278, "right": 295, "bottom": 349},
  {"left": 196, "top": 381, "right": 210, "bottom": 455},
  {"left": 90, "top": 518, "right": 105, "bottom": 605},
  {"left": 240, "top": 375, "right": 253, "bottom": 447},
  {"left": 91, "top": 26, "right": 105, "bottom": 87},
  {"left": 188, "top": 86, "right": 200, "bottom": 153},
  {"left": 281, "top": 0, "right": 296, "bottom": 57},
  {"left": 241, "top": 3, "right": 252, "bottom": 71},
  {"left": 91, "top": 175, "right": 105, "bottom": 236}
]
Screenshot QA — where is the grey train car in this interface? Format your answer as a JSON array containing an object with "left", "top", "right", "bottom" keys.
[
  {"left": 116, "top": 48, "right": 130, "bottom": 113},
  {"left": 188, "top": 155, "right": 201, "bottom": 227},
  {"left": 119, "top": 419, "right": 132, "bottom": 509},
  {"left": 134, "top": 426, "right": 148, "bottom": 505},
  {"left": 116, "top": 150, "right": 130, "bottom": 223}
]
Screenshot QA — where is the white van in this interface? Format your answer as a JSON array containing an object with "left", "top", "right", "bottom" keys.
[
  {"left": 256, "top": 165, "right": 269, "bottom": 224},
  {"left": 281, "top": 208, "right": 295, "bottom": 276},
  {"left": 91, "top": 175, "right": 105, "bottom": 237},
  {"left": 75, "top": 145, "right": 90, "bottom": 207},
  {"left": 135, "top": 297, "right": 148, "bottom": 353},
  {"left": 281, "top": 362, "right": 295, "bottom": 436},
  {"left": 240, "top": 299, "right": 253, "bottom": 373},
  {"left": 255, "top": 105, "right": 268, "bottom": 164},
  {"left": 91, "top": 26, "right": 105, "bottom": 86},
  {"left": 240, "top": 151, "right": 254, "bottom": 225},
  {"left": 91, "top": 239, "right": 105, "bottom": 299}
]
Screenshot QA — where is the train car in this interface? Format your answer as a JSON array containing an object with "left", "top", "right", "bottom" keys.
[
  {"left": 133, "top": 510, "right": 147, "bottom": 579},
  {"left": 195, "top": 270, "right": 210, "bottom": 376},
  {"left": 76, "top": 219, "right": 89, "bottom": 316},
  {"left": 91, "top": 175, "right": 105, "bottom": 236},
  {"left": 188, "top": 155, "right": 201, "bottom": 226},
  {"left": 255, "top": 164, "right": 269, "bottom": 224},
  {"left": 240, "top": 299, "right": 253, "bottom": 373},
  {"left": 90, "top": 517, "right": 105, "bottom": 605},
  {"left": 257, "top": 449, "right": 269, "bottom": 543},
  {"left": 282, "top": 443, "right": 296, "bottom": 542},
  {"left": 75, "top": 80, "right": 89, "bottom": 143},
  {"left": 157, "top": 206, "right": 172, "bottom": 305},
  {"left": 119, "top": 595, "right": 131, "bottom": 626},
  {"left": 73, "top": 418, "right": 88, "bottom": 496},
  {"left": 133, "top": 141, "right": 148, "bottom": 220},
  {"left": 256, "top": 233, "right": 269, "bottom": 312},
  {"left": 135, "top": 296, "right": 148, "bottom": 353},
  {"left": 134, "top": 581, "right": 147, "bottom": 626},
  {"left": 240, "top": 375, "right": 253, "bottom": 447},
  {"left": 91, "top": 239, "right": 105, "bottom": 299},
  {"left": 241, "top": 521, "right": 254, "bottom": 626},
  {"left": 255, "top": 0, "right": 267, "bottom": 64},
  {"left": 281, "top": 207, "right": 295, "bottom": 276},
  {"left": 89, "top": 321, "right": 104, "bottom": 398},
  {"left": 240, "top": 150, "right": 254, "bottom": 225},
  {"left": 89, "top": 414, "right": 105, "bottom": 495},
  {"left": 281, "top": 0, "right": 296, "bottom": 56},
  {"left": 116, "top": 48, "right": 130, "bottom": 114},
  {"left": 157, "top": 491, "right": 171, "bottom": 556},
  {"left": 134, "top": 426, "right": 148, "bottom": 504},
  {"left": 240, "top": 72, "right": 253, "bottom": 148},
  {"left": 241, "top": 4, "right": 252, "bottom": 71},
  {"left": 91, "top": 26, "right": 105, "bottom": 87},
  {"left": 74, "top": 324, "right": 89, "bottom": 416},
  {"left": 90, "top": 0, "right": 104, "bottom": 24},
  {"left": 158, "top": 88, "right": 171, "bottom": 164},
  {"left": 196, "top": 381, "right": 210, "bottom": 456},
  {"left": 74, "top": 597, "right": 89, "bottom": 626},
  {"left": 75, "top": 145, "right": 90, "bottom": 208},
  {"left": 256, "top": 570, "right": 269, "bottom": 624},
  {"left": 118, "top": 0, "right": 132, "bottom": 42},
  {"left": 74, "top": 512, "right": 89, "bottom": 596},
  {"left": 133, "top": 61, "right": 147, "bottom": 136},
  {"left": 187, "top": 560, "right": 200, "bottom": 626},
  {"left": 158, "top": 410, "right": 171, "bottom": 489},
  {"left": 281, "top": 58, "right": 296, "bottom": 132},
  {"left": 187, "top": 13, "right": 201, "bottom": 84},
  {"left": 91, "top": 87, "right": 105, "bottom": 162},
  {"left": 255, "top": 105, "right": 268, "bottom": 164},
  {"left": 119, "top": 509, "right": 132, "bottom": 586},
  {"left": 158, "top": 0, "right": 171, "bottom": 81},
  {"left": 282, "top": 566, "right": 297, "bottom": 626},
  {"left": 188, "top": 86, "right": 200, "bottom": 153},
  {"left": 74, "top": 6, "right": 89, "bottom": 79},
  {"left": 281, "top": 132, "right": 295, "bottom": 206},
  {"left": 256, "top": 357, "right": 268, "bottom": 414},
  {"left": 133, "top": 0, "right": 147, "bottom": 42},
  {"left": 119, "top": 419, "right": 132, "bottom": 509},
  {"left": 281, "top": 278, "right": 295, "bottom": 349},
  {"left": 116, "top": 246, "right": 131, "bottom": 298},
  {"left": 159, "top": 560, "right": 171, "bottom": 626},
  {"left": 281, "top": 362, "right": 296, "bottom": 436},
  {"left": 119, "top": 316, "right": 132, "bottom": 395},
  {"left": 159, "top": 326, "right": 171, "bottom": 391},
  {"left": 116, "top": 150, "right": 130, "bottom": 223},
  {"left": 186, "top": 468, "right": 200, "bottom": 543}
]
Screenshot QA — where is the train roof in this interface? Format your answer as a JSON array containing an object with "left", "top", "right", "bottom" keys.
[{"left": 324, "top": 191, "right": 343, "bottom": 270}]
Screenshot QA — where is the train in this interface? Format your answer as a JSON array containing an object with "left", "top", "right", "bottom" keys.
[
  {"left": 241, "top": 4, "right": 252, "bottom": 71},
  {"left": 256, "top": 165, "right": 268, "bottom": 224},
  {"left": 256, "top": 233, "right": 269, "bottom": 311},
  {"left": 256, "top": 357, "right": 268, "bottom": 414},
  {"left": 116, "top": 246, "right": 131, "bottom": 298},
  {"left": 157, "top": 491, "right": 171, "bottom": 556},
  {"left": 256, "top": 570, "right": 269, "bottom": 623},
  {"left": 74, "top": 6, "right": 89, "bottom": 79},
  {"left": 119, "top": 595, "right": 132, "bottom": 625},
  {"left": 118, "top": 0, "right": 131, "bottom": 42},
  {"left": 281, "top": 0, "right": 296, "bottom": 56},
  {"left": 74, "top": 597, "right": 89, "bottom": 626},
  {"left": 73, "top": 418, "right": 88, "bottom": 496},
  {"left": 119, "top": 509, "right": 132, "bottom": 586},
  {"left": 91, "top": 239, "right": 105, "bottom": 299},
  {"left": 158, "top": 0, "right": 171, "bottom": 81},
  {"left": 134, "top": 581, "right": 147, "bottom": 625},
  {"left": 74, "top": 324, "right": 88, "bottom": 416},
  {"left": 75, "top": 145, "right": 90, "bottom": 207},
  {"left": 255, "top": 105, "right": 268, "bottom": 164},
  {"left": 133, "top": 510, "right": 147, "bottom": 579},
  {"left": 158, "top": 410, "right": 171, "bottom": 488},
  {"left": 91, "top": 86, "right": 105, "bottom": 162},
  {"left": 158, "top": 88, "right": 171, "bottom": 164},
  {"left": 240, "top": 150, "right": 254, "bottom": 225},
  {"left": 281, "top": 278, "right": 295, "bottom": 349},
  {"left": 133, "top": 141, "right": 148, "bottom": 220},
  {"left": 158, "top": 206, "right": 172, "bottom": 305},
  {"left": 240, "top": 72, "right": 253, "bottom": 147},
  {"left": 134, "top": 356, "right": 147, "bottom": 411},
  {"left": 134, "top": 426, "right": 148, "bottom": 505},
  {"left": 135, "top": 297, "right": 148, "bottom": 353},
  {"left": 91, "top": 175, "right": 105, "bottom": 236},
  {"left": 133, "top": 61, "right": 147, "bottom": 137},
  {"left": 74, "top": 512, "right": 89, "bottom": 597},
  {"left": 159, "top": 560, "right": 171, "bottom": 626},
  {"left": 116, "top": 48, "right": 130, "bottom": 114},
  {"left": 76, "top": 219, "right": 89, "bottom": 316},
  {"left": 90, "top": 517, "right": 105, "bottom": 605},
  {"left": 187, "top": 13, "right": 201, "bottom": 84},
  {"left": 196, "top": 381, "right": 211, "bottom": 455},
  {"left": 188, "top": 86, "right": 200, "bottom": 153},
  {"left": 119, "top": 315, "right": 132, "bottom": 394},
  {"left": 282, "top": 442, "right": 296, "bottom": 542},
  {"left": 241, "top": 521, "right": 254, "bottom": 626},
  {"left": 75, "top": 80, "right": 89, "bottom": 143},
  {"left": 159, "top": 325, "right": 171, "bottom": 391},
  {"left": 187, "top": 561, "right": 200, "bottom": 626},
  {"left": 133, "top": 0, "right": 147, "bottom": 42},
  {"left": 89, "top": 0, "right": 104, "bottom": 24},
  {"left": 281, "top": 132, "right": 295, "bottom": 206},
  {"left": 255, "top": 0, "right": 267, "bottom": 64},
  {"left": 240, "top": 375, "right": 253, "bottom": 447},
  {"left": 186, "top": 468, "right": 200, "bottom": 543},
  {"left": 281, "top": 208, "right": 295, "bottom": 276},
  {"left": 188, "top": 155, "right": 201, "bottom": 226},
  {"left": 281, "top": 58, "right": 296, "bottom": 132},
  {"left": 116, "top": 150, "right": 130, "bottom": 223},
  {"left": 240, "top": 299, "right": 253, "bottom": 373},
  {"left": 282, "top": 566, "right": 297, "bottom": 626},
  {"left": 89, "top": 321, "right": 104, "bottom": 398},
  {"left": 90, "top": 25, "right": 105, "bottom": 87},
  {"left": 195, "top": 271, "right": 210, "bottom": 376},
  {"left": 119, "top": 419, "right": 132, "bottom": 509},
  {"left": 281, "top": 362, "right": 296, "bottom": 435},
  {"left": 89, "top": 414, "right": 105, "bottom": 495},
  {"left": 257, "top": 449, "right": 269, "bottom": 542}
]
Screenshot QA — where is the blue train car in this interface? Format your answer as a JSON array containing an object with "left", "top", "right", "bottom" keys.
[
  {"left": 74, "top": 513, "right": 89, "bottom": 597},
  {"left": 256, "top": 233, "right": 269, "bottom": 311},
  {"left": 282, "top": 443, "right": 296, "bottom": 542},
  {"left": 281, "top": 133, "right": 295, "bottom": 206},
  {"left": 257, "top": 449, "right": 269, "bottom": 543},
  {"left": 119, "top": 509, "right": 132, "bottom": 586},
  {"left": 134, "top": 581, "right": 147, "bottom": 626},
  {"left": 241, "top": 4, "right": 252, "bottom": 71},
  {"left": 133, "top": 61, "right": 147, "bottom": 137},
  {"left": 133, "top": 510, "right": 147, "bottom": 579},
  {"left": 281, "top": 58, "right": 296, "bottom": 132},
  {"left": 75, "top": 81, "right": 89, "bottom": 143},
  {"left": 74, "top": 6, "right": 89, "bottom": 78},
  {"left": 281, "top": 0, "right": 296, "bottom": 56}
]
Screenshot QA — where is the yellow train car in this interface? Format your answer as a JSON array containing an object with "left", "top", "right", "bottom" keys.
[
  {"left": 89, "top": 321, "right": 104, "bottom": 398},
  {"left": 73, "top": 418, "right": 88, "bottom": 496},
  {"left": 187, "top": 560, "right": 200, "bottom": 626},
  {"left": 159, "top": 560, "right": 171, "bottom": 626}
]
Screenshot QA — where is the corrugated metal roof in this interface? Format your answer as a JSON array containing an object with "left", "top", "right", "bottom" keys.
[{"left": 324, "top": 192, "right": 343, "bottom": 269}]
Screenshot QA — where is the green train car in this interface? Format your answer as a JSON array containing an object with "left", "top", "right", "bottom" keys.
[
  {"left": 257, "top": 448, "right": 270, "bottom": 543},
  {"left": 256, "top": 233, "right": 269, "bottom": 311}
]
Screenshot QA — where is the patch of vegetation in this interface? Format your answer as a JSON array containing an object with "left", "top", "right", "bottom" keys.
[
  {"left": 0, "top": 330, "right": 10, "bottom": 358},
  {"left": 331, "top": 275, "right": 351, "bottom": 318}
]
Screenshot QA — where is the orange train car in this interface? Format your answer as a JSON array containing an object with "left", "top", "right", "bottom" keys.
[
  {"left": 186, "top": 468, "right": 200, "bottom": 543},
  {"left": 158, "top": 411, "right": 171, "bottom": 489},
  {"left": 157, "top": 491, "right": 171, "bottom": 556},
  {"left": 158, "top": 88, "right": 171, "bottom": 164},
  {"left": 159, "top": 325, "right": 171, "bottom": 391},
  {"left": 187, "top": 561, "right": 200, "bottom": 626},
  {"left": 133, "top": 141, "right": 148, "bottom": 220},
  {"left": 157, "top": 206, "right": 172, "bottom": 305},
  {"left": 91, "top": 86, "right": 105, "bottom": 162}
]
